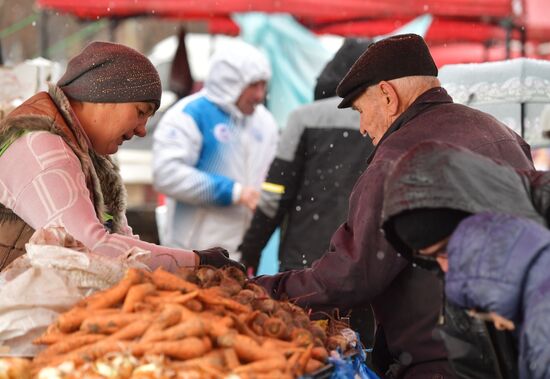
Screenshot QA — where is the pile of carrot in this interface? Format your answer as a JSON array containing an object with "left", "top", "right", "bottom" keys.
[{"left": 30, "top": 266, "right": 354, "bottom": 378}]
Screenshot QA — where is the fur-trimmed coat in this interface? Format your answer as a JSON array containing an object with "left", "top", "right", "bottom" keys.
[{"left": 0, "top": 85, "right": 195, "bottom": 272}]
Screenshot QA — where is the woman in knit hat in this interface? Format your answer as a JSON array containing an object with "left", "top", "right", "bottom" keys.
[
  {"left": 0, "top": 41, "right": 243, "bottom": 273},
  {"left": 381, "top": 140, "right": 550, "bottom": 379}
]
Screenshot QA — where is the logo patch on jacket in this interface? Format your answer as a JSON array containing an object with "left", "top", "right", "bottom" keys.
[{"left": 213, "top": 123, "right": 231, "bottom": 143}]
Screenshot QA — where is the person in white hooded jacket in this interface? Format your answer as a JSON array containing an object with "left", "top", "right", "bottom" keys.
[{"left": 152, "top": 40, "right": 278, "bottom": 259}]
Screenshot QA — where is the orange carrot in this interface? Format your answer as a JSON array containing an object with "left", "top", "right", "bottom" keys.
[
  {"left": 286, "top": 350, "right": 302, "bottom": 374},
  {"left": 165, "top": 290, "right": 199, "bottom": 305},
  {"left": 262, "top": 337, "right": 296, "bottom": 351},
  {"left": 122, "top": 282, "right": 156, "bottom": 312},
  {"left": 151, "top": 267, "right": 199, "bottom": 292},
  {"left": 69, "top": 339, "right": 132, "bottom": 366},
  {"left": 233, "top": 357, "right": 287, "bottom": 374},
  {"left": 80, "top": 313, "right": 142, "bottom": 334},
  {"left": 295, "top": 343, "right": 314, "bottom": 376},
  {"left": 218, "top": 332, "right": 282, "bottom": 362},
  {"left": 82, "top": 268, "right": 146, "bottom": 310},
  {"left": 140, "top": 304, "right": 183, "bottom": 342},
  {"left": 107, "top": 317, "right": 153, "bottom": 341},
  {"left": 33, "top": 333, "right": 104, "bottom": 365},
  {"left": 56, "top": 307, "right": 90, "bottom": 333},
  {"left": 133, "top": 336, "right": 211, "bottom": 360},
  {"left": 223, "top": 348, "right": 240, "bottom": 369},
  {"left": 207, "top": 316, "right": 233, "bottom": 338},
  {"left": 184, "top": 298, "right": 204, "bottom": 312},
  {"left": 33, "top": 324, "right": 68, "bottom": 345},
  {"left": 171, "top": 349, "right": 225, "bottom": 369},
  {"left": 231, "top": 314, "right": 262, "bottom": 344},
  {"left": 197, "top": 289, "right": 251, "bottom": 313},
  {"left": 147, "top": 317, "right": 206, "bottom": 342}
]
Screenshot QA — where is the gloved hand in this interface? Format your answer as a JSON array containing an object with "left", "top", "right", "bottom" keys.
[{"left": 193, "top": 247, "right": 246, "bottom": 272}]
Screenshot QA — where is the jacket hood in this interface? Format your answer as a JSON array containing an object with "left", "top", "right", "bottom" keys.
[
  {"left": 446, "top": 212, "right": 550, "bottom": 322},
  {"left": 381, "top": 141, "right": 544, "bottom": 259},
  {"left": 314, "top": 38, "right": 371, "bottom": 101},
  {"left": 204, "top": 40, "right": 271, "bottom": 117}
]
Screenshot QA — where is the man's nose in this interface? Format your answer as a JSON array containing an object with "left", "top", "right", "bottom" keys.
[{"left": 256, "top": 87, "right": 266, "bottom": 101}]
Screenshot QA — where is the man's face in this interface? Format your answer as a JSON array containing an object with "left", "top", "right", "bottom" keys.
[
  {"left": 78, "top": 101, "right": 155, "bottom": 155},
  {"left": 352, "top": 85, "right": 391, "bottom": 145},
  {"left": 236, "top": 80, "right": 267, "bottom": 115}
]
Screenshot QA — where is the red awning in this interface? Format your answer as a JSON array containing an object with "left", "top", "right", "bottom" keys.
[
  {"left": 36, "top": 0, "right": 550, "bottom": 65},
  {"left": 36, "top": 0, "right": 516, "bottom": 21}
]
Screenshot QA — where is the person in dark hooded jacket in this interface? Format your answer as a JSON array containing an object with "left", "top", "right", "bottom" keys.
[
  {"left": 238, "top": 37, "right": 376, "bottom": 347},
  {"left": 253, "top": 33, "right": 534, "bottom": 378},
  {"left": 238, "top": 37, "right": 374, "bottom": 273},
  {"left": 381, "top": 141, "right": 550, "bottom": 379}
]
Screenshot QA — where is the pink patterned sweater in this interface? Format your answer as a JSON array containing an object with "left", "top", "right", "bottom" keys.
[{"left": 0, "top": 131, "right": 196, "bottom": 271}]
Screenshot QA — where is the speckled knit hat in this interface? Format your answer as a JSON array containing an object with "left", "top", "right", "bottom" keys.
[{"left": 57, "top": 41, "right": 162, "bottom": 110}]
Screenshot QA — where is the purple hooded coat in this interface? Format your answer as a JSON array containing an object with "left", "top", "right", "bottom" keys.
[{"left": 447, "top": 213, "right": 550, "bottom": 379}]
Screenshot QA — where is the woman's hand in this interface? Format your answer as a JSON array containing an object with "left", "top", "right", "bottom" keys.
[{"left": 193, "top": 247, "right": 246, "bottom": 272}]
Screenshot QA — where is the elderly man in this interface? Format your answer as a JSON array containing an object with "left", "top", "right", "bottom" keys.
[{"left": 254, "top": 34, "right": 533, "bottom": 378}]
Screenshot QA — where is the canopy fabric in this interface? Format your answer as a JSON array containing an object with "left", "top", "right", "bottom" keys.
[
  {"left": 36, "top": 0, "right": 515, "bottom": 21},
  {"left": 36, "top": 0, "right": 550, "bottom": 66}
]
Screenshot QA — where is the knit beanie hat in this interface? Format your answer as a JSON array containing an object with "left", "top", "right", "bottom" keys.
[
  {"left": 336, "top": 33, "right": 438, "bottom": 109},
  {"left": 391, "top": 208, "right": 470, "bottom": 251},
  {"left": 58, "top": 41, "right": 162, "bottom": 111}
]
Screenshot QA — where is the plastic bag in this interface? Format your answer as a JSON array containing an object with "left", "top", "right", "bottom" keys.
[{"left": 0, "top": 227, "right": 150, "bottom": 357}]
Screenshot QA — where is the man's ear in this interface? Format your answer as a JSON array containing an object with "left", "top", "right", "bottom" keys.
[{"left": 379, "top": 81, "right": 399, "bottom": 116}]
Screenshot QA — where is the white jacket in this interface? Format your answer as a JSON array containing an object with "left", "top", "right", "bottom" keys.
[{"left": 153, "top": 41, "right": 278, "bottom": 256}]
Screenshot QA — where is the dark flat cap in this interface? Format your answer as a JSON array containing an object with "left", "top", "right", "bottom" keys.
[
  {"left": 58, "top": 41, "right": 162, "bottom": 111},
  {"left": 336, "top": 34, "right": 438, "bottom": 109}
]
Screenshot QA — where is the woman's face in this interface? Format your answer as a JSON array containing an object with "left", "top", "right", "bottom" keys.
[
  {"left": 75, "top": 101, "right": 155, "bottom": 155},
  {"left": 417, "top": 237, "right": 450, "bottom": 272}
]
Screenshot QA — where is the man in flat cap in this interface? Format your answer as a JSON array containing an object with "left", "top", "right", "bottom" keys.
[{"left": 253, "top": 34, "right": 533, "bottom": 378}]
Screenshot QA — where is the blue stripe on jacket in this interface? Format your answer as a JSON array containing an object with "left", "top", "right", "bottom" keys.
[{"left": 183, "top": 96, "right": 235, "bottom": 206}]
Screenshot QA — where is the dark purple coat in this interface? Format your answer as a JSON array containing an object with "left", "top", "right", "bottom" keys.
[{"left": 255, "top": 87, "right": 534, "bottom": 376}]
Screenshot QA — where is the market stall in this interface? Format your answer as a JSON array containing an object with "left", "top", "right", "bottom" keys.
[{"left": 0, "top": 227, "right": 376, "bottom": 378}]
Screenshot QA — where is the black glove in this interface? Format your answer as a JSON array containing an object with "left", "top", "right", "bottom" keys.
[{"left": 193, "top": 247, "right": 246, "bottom": 272}]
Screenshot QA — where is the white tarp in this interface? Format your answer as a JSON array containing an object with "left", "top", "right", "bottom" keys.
[{"left": 439, "top": 58, "right": 550, "bottom": 147}]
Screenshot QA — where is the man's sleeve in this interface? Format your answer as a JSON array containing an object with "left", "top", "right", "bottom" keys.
[
  {"left": 152, "top": 108, "right": 235, "bottom": 206},
  {"left": 254, "top": 161, "right": 409, "bottom": 310}
]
